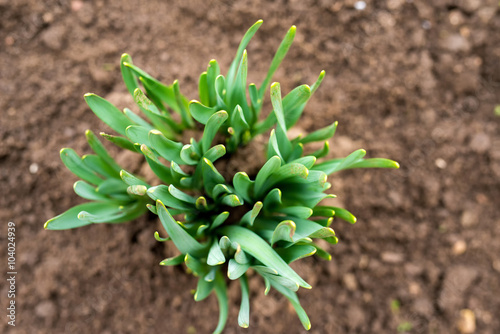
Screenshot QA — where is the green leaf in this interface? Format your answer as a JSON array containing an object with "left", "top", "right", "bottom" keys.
[
  {"left": 276, "top": 206, "right": 313, "bottom": 219},
  {"left": 276, "top": 244, "right": 316, "bottom": 263},
  {"left": 180, "top": 144, "right": 200, "bottom": 165},
  {"left": 204, "top": 144, "right": 226, "bottom": 163},
  {"left": 213, "top": 272, "right": 229, "bottom": 334},
  {"left": 290, "top": 156, "right": 316, "bottom": 169},
  {"left": 123, "top": 108, "right": 153, "bottom": 130},
  {"left": 126, "top": 125, "right": 151, "bottom": 146},
  {"left": 44, "top": 201, "right": 141, "bottom": 230},
  {"left": 220, "top": 225, "right": 311, "bottom": 289},
  {"left": 73, "top": 181, "right": 109, "bottom": 201},
  {"left": 156, "top": 201, "right": 207, "bottom": 257},
  {"left": 194, "top": 277, "right": 214, "bottom": 301},
  {"left": 85, "top": 130, "right": 122, "bottom": 174},
  {"left": 185, "top": 253, "right": 208, "bottom": 276},
  {"left": 172, "top": 80, "right": 194, "bottom": 128},
  {"left": 198, "top": 71, "right": 210, "bottom": 106},
  {"left": 82, "top": 154, "right": 119, "bottom": 179},
  {"left": 272, "top": 220, "right": 296, "bottom": 245},
  {"left": 232, "top": 172, "right": 254, "bottom": 203},
  {"left": 84, "top": 93, "right": 133, "bottom": 136},
  {"left": 127, "top": 185, "right": 147, "bottom": 196},
  {"left": 254, "top": 155, "right": 281, "bottom": 197},
  {"left": 234, "top": 243, "right": 250, "bottom": 264},
  {"left": 133, "top": 88, "right": 178, "bottom": 135},
  {"left": 227, "top": 19, "right": 263, "bottom": 91},
  {"left": 221, "top": 194, "right": 243, "bottom": 207},
  {"left": 159, "top": 254, "right": 184, "bottom": 266},
  {"left": 313, "top": 149, "right": 367, "bottom": 175},
  {"left": 120, "top": 53, "right": 139, "bottom": 96},
  {"left": 95, "top": 178, "right": 128, "bottom": 195},
  {"left": 270, "top": 281, "right": 311, "bottom": 331},
  {"left": 210, "top": 211, "right": 229, "bottom": 230},
  {"left": 311, "top": 141, "right": 329, "bottom": 159},
  {"left": 331, "top": 206, "right": 357, "bottom": 224},
  {"left": 202, "top": 158, "right": 225, "bottom": 197},
  {"left": 348, "top": 158, "right": 400, "bottom": 169},
  {"left": 120, "top": 169, "right": 149, "bottom": 187},
  {"left": 202, "top": 111, "right": 228, "bottom": 153},
  {"left": 189, "top": 100, "right": 216, "bottom": 124},
  {"left": 206, "top": 59, "right": 220, "bottom": 107},
  {"left": 168, "top": 184, "right": 196, "bottom": 204},
  {"left": 312, "top": 206, "right": 335, "bottom": 218},
  {"left": 60, "top": 148, "right": 103, "bottom": 185},
  {"left": 213, "top": 184, "right": 231, "bottom": 200},
  {"left": 227, "top": 259, "right": 250, "bottom": 280},
  {"left": 282, "top": 84, "right": 312, "bottom": 128},
  {"left": 100, "top": 132, "right": 137, "bottom": 152},
  {"left": 148, "top": 129, "right": 184, "bottom": 164},
  {"left": 238, "top": 274, "right": 250, "bottom": 328},
  {"left": 263, "top": 188, "right": 282, "bottom": 211},
  {"left": 241, "top": 201, "right": 263, "bottom": 226},
  {"left": 300, "top": 121, "right": 338, "bottom": 144},
  {"left": 270, "top": 83, "right": 292, "bottom": 158},
  {"left": 140, "top": 144, "right": 174, "bottom": 184},
  {"left": 147, "top": 185, "right": 193, "bottom": 211},
  {"left": 266, "top": 163, "right": 309, "bottom": 190},
  {"left": 258, "top": 25, "right": 296, "bottom": 102},
  {"left": 207, "top": 239, "right": 226, "bottom": 266}
]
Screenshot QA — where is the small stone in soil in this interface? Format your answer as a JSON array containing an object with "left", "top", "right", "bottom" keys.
[{"left": 457, "top": 309, "right": 476, "bottom": 334}]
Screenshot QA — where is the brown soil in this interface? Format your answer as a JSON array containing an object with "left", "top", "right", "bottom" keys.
[{"left": 1, "top": 0, "right": 499, "bottom": 333}]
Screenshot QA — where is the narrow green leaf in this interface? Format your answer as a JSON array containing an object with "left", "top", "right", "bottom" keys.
[
  {"left": 206, "top": 59, "right": 220, "bottom": 107},
  {"left": 232, "top": 172, "right": 254, "bottom": 203},
  {"left": 263, "top": 188, "right": 282, "bottom": 211},
  {"left": 127, "top": 185, "right": 147, "bottom": 196},
  {"left": 276, "top": 244, "right": 317, "bottom": 263},
  {"left": 73, "top": 181, "right": 109, "bottom": 201},
  {"left": 148, "top": 129, "right": 184, "bottom": 164},
  {"left": 60, "top": 148, "right": 103, "bottom": 185},
  {"left": 202, "top": 111, "right": 228, "bottom": 153},
  {"left": 301, "top": 121, "right": 338, "bottom": 144},
  {"left": 173, "top": 80, "right": 194, "bottom": 128},
  {"left": 227, "top": 19, "right": 263, "bottom": 90},
  {"left": 213, "top": 272, "right": 229, "bottom": 334},
  {"left": 194, "top": 277, "right": 214, "bottom": 301},
  {"left": 120, "top": 53, "right": 139, "bottom": 96},
  {"left": 241, "top": 201, "right": 263, "bottom": 226},
  {"left": 291, "top": 156, "right": 316, "bottom": 169},
  {"left": 160, "top": 254, "right": 184, "bottom": 266},
  {"left": 211, "top": 211, "right": 229, "bottom": 230},
  {"left": 331, "top": 206, "right": 357, "bottom": 224},
  {"left": 313, "top": 149, "right": 367, "bottom": 175},
  {"left": 202, "top": 158, "right": 225, "bottom": 197},
  {"left": 311, "top": 141, "right": 329, "bottom": 159},
  {"left": 270, "top": 281, "right": 311, "bottom": 331},
  {"left": 282, "top": 84, "right": 312, "bottom": 128},
  {"left": 84, "top": 93, "right": 133, "bottom": 136},
  {"left": 207, "top": 239, "right": 226, "bottom": 266},
  {"left": 204, "top": 144, "right": 226, "bottom": 163},
  {"left": 227, "top": 259, "right": 250, "bottom": 280},
  {"left": 348, "top": 158, "right": 400, "bottom": 169},
  {"left": 221, "top": 194, "right": 243, "bottom": 207},
  {"left": 254, "top": 155, "right": 281, "bottom": 197},
  {"left": 126, "top": 125, "right": 151, "bottom": 146},
  {"left": 238, "top": 274, "right": 250, "bottom": 328},
  {"left": 168, "top": 184, "right": 196, "bottom": 204},
  {"left": 157, "top": 201, "right": 207, "bottom": 257},
  {"left": 100, "top": 132, "right": 137, "bottom": 152},
  {"left": 140, "top": 144, "right": 174, "bottom": 184},
  {"left": 82, "top": 154, "right": 119, "bottom": 179},
  {"left": 198, "top": 71, "right": 210, "bottom": 106},
  {"left": 180, "top": 144, "right": 200, "bottom": 165},
  {"left": 85, "top": 130, "right": 122, "bottom": 174},
  {"left": 120, "top": 169, "right": 149, "bottom": 187},
  {"left": 189, "top": 100, "right": 216, "bottom": 124},
  {"left": 277, "top": 206, "right": 313, "bottom": 219},
  {"left": 147, "top": 185, "right": 193, "bottom": 211},
  {"left": 220, "top": 225, "right": 311, "bottom": 289},
  {"left": 258, "top": 25, "right": 296, "bottom": 102},
  {"left": 123, "top": 108, "right": 153, "bottom": 130},
  {"left": 272, "top": 220, "right": 296, "bottom": 245}
]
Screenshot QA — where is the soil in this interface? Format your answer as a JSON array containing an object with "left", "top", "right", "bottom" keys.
[{"left": 1, "top": 0, "right": 499, "bottom": 333}]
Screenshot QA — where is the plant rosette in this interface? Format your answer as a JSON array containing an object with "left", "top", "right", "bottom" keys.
[{"left": 45, "top": 20, "right": 399, "bottom": 333}]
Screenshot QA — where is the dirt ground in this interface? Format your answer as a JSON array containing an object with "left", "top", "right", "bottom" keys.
[{"left": 1, "top": 0, "right": 499, "bottom": 333}]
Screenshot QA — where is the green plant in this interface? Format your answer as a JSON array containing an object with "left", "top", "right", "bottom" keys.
[{"left": 44, "top": 20, "right": 399, "bottom": 333}]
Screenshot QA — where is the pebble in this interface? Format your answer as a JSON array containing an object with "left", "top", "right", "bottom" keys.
[
  {"left": 381, "top": 251, "right": 404, "bottom": 264},
  {"left": 457, "top": 309, "right": 476, "bottom": 333},
  {"left": 35, "top": 300, "right": 56, "bottom": 318},
  {"left": 452, "top": 240, "right": 467, "bottom": 255},
  {"left": 40, "top": 24, "right": 66, "bottom": 51},
  {"left": 460, "top": 209, "right": 477, "bottom": 227},
  {"left": 438, "top": 266, "right": 479, "bottom": 312},
  {"left": 343, "top": 273, "right": 358, "bottom": 291},
  {"left": 469, "top": 133, "right": 491, "bottom": 153},
  {"left": 442, "top": 34, "right": 471, "bottom": 53}
]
